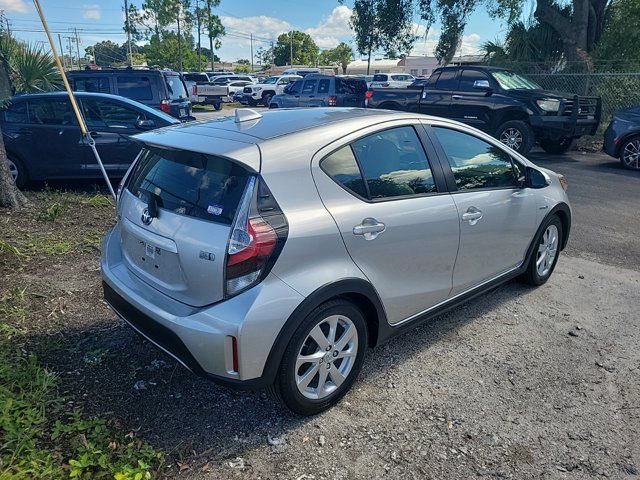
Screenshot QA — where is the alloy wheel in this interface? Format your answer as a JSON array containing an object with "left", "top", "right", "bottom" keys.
[
  {"left": 295, "top": 314, "right": 358, "bottom": 400},
  {"left": 500, "top": 128, "right": 523, "bottom": 151},
  {"left": 6, "top": 159, "right": 18, "bottom": 183},
  {"left": 622, "top": 139, "right": 640, "bottom": 170},
  {"left": 536, "top": 224, "right": 559, "bottom": 278}
]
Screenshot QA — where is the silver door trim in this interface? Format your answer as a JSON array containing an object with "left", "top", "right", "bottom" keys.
[{"left": 392, "top": 263, "right": 522, "bottom": 326}]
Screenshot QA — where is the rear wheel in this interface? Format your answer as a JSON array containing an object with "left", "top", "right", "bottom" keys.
[
  {"left": 6, "top": 156, "right": 27, "bottom": 189},
  {"left": 539, "top": 137, "right": 575, "bottom": 154},
  {"left": 520, "top": 215, "right": 563, "bottom": 286},
  {"left": 262, "top": 93, "right": 273, "bottom": 106},
  {"left": 271, "top": 299, "right": 367, "bottom": 415},
  {"left": 213, "top": 102, "right": 222, "bottom": 111},
  {"left": 496, "top": 120, "right": 533, "bottom": 155},
  {"left": 619, "top": 135, "right": 640, "bottom": 170},
  {"left": 247, "top": 98, "right": 257, "bottom": 107}
]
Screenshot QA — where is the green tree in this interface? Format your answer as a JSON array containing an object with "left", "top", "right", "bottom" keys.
[
  {"left": 85, "top": 40, "right": 126, "bottom": 66},
  {"left": 318, "top": 43, "right": 353, "bottom": 73},
  {"left": 256, "top": 45, "right": 273, "bottom": 68},
  {"left": 593, "top": 0, "right": 640, "bottom": 69},
  {"left": 235, "top": 59, "right": 251, "bottom": 73},
  {"left": 145, "top": 32, "right": 207, "bottom": 70},
  {"left": 200, "top": 0, "right": 225, "bottom": 70},
  {"left": 273, "top": 31, "right": 319, "bottom": 66}
]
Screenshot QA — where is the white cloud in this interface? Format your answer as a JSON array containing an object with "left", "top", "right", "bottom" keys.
[
  {"left": 221, "top": 14, "right": 291, "bottom": 48},
  {"left": 83, "top": 4, "right": 101, "bottom": 20},
  {"left": 305, "top": 5, "right": 352, "bottom": 49},
  {"left": 409, "top": 31, "right": 483, "bottom": 57},
  {"left": 0, "top": 0, "right": 29, "bottom": 13}
]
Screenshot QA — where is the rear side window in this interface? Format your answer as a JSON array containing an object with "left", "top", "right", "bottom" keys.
[
  {"left": 127, "top": 147, "right": 250, "bottom": 225},
  {"left": 28, "top": 98, "right": 76, "bottom": 125},
  {"left": 321, "top": 146, "right": 367, "bottom": 198},
  {"left": 317, "top": 79, "right": 330, "bottom": 94},
  {"left": 74, "top": 76, "right": 110, "bottom": 93},
  {"left": 336, "top": 78, "right": 367, "bottom": 95},
  {"left": 458, "top": 69, "right": 490, "bottom": 91},
  {"left": 434, "top": 70, "right": 458, "bottom": 90},
  {"left": 432, "top": 127, "right": 519, "bottom": 190},
  {"left": 82, "top": 98, "right": 145, "bottom": 129},
  {"left": 302, "top": 79, "right": 317, "bottom": 93},
  {"left": 1, "top": 101, "right": 28, "bottom": 123},
  {"left": 372, "top": 74, "right": 388, "bottom": 82},
  {"left": 165, "top": 75, "right": 187, "bottom": 100},
  {"left": 117, "top": 76, "right": 153, "bottom": 100},
  {"left": 352, "top": 126, "right": 436, "bottom": 199}
]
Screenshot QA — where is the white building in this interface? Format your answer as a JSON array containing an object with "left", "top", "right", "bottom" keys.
[{"left": 345, "top": 58, "right": 403, "bottom": 75}]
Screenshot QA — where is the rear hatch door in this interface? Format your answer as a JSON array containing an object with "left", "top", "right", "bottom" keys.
[{"left": 118, "top": 142, "right": 256, "bottom": 307}]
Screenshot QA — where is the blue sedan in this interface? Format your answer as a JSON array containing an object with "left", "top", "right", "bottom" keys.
[
  {"left": 1, "top": 91, "right": 179, "bottom": 188},
  {"left": 603, "top": 106, "right": 640, "bottom": 171}
]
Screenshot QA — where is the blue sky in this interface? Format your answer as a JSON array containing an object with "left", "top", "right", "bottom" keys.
[{"left": 0, "top": 0, "right": 519, "bottom": 62}]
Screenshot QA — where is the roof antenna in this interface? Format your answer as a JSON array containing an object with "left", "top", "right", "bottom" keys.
[{"left": 235, "top": 108, "right": 263, "bottom": 123}]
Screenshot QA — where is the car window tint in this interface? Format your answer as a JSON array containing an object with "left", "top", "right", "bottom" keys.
[
  {"left": 116, "top": 76, "right": 153, "bottom": 100},
  {"left": 27, "top": 98, "right": 76, "bottom": 125},
  {"left": 302, "top": 79, "right": 317, "bottom": 93},
  {"left": 74, "top": 76, "right": 110, "bottom": 93},
  {"left": 165, "top": 75, "right": 187, "bottom": 100},
  {"left": 83, "top": 99, "right": 145, "bottom": 129},
  {"left": 458, "top": 69, "right": 490, "bottom": 91},
  {"left": 434, "top": 70, "right": 458, "bottom": 90},
  {"left": 372, "top": 74, "right": 388, "bottom": 82},
  {"left": 433, "top": 127, "right": 519, "bottom": 190},
  {"left": 1, "top": 101, "right": 28, "bottom": 123},
  {"left": 426, "top": 71, "right": 440, "bottom": 88},
  {"left": 337, "top": 78, "right": 367, "bottom": 95},
  {"left": 321, "top": 145, "right": 367, "bottom": 198},
  {"left": 317, "top": 79, "right": 330, "bottom": 94},
  {"left": 289, "top": 79, "right": 303, "bottom": 94},
  {"left": 352, "top": 126, "right": 436, "bottom": 199}
]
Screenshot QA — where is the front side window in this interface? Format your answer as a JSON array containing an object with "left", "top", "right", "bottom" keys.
[
  {"left": 82, "top": 99, "right": 145, "bottom": 129},
  {"left": 432, "top": 127, "right": 520, "bottom": 190},
  {"left": 28, "top": 98, "right": 76, "bottom": 125},
  {"left": 352, "top": 126, "right": 436, "bottom": 199},
  {"left": 288, "top": 79, "right": 303, "bottom": 94},
  {"left": 302, "top": 79, "right": 317, "bottom": 93},
  {"left": 116, "top": 76, "right": 153, "bottom": 100},
  {"left": 127, "top": 147, "right": 250, "bottom": 225},
  {"left": 458, "top": 70, "right": 490, "bottom": 91}
]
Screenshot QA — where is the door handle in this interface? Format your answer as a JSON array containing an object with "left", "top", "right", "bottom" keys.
[
  {"left": 89, "top": 131, "right": 101, "bottom": 138},
  {"left": 462, "top": 207, "right": 483, "bottom": 225},
  {"left": 452, "top": 94, "right": 463, "bottom": 100},
  {"left": 353, "top": 217, "right": 386, "bottom": 240}
]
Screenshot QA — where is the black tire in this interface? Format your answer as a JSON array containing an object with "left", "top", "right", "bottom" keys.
[
  {"left": 247, "top": 98, "right": 257, "bottom": 107},
  {"left": 519, "top": 215, "right": 563, "bottom": 286},
  {"left": 619, "top": 135, "right": 640, "bottom": 170},
  {"left": 262, "top": 93, "right": 273, "bottom": 107},
  {"left": 539, "top": 137, "right": 575, "bottom": 154},
  {"left": 213, "top": 102, "right": 222, "bottom": 111},
  {"left": 496, "top": 120, "right": 534, "bottom": 155},
  {"left": 269, "top": 103, "right": 278, "bottom": 109},
  {"left": 271, "top": 299, "right": 368, "bottom": 415},
  {"left": 6, "top": 156, "right": 27, "bottom": 189}
]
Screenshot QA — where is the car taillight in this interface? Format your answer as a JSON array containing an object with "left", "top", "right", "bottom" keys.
[
  {"left": 328, "top": 95, "right": 337, "bottom": 106},
  {"left": 160, "top": 99, "right": 171, "bottom": 114},
  {"left": 364, "top": 90, "right": 373, "bottom": 99},
  {"left": 225, "top": 176, "right": 288, "bottom": 297},
  {"left": 193, "top": 84, "right": 198, "bottom": 95}
]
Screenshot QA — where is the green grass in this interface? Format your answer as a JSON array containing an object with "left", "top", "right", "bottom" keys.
[{"left": 0, "top": 339, "right": 163, "bottom": 479}]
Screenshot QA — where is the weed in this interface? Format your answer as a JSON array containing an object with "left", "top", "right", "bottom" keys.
[
  {"left": 81, "top": 228, "right": 105, "bottom": 251},
  {"left": 0, "top": 240, "right": 24, "bottom": 259},
  {"left": 37, "top": 203, "right": 63, "bottom": 222},
  {"left": 0, "top": 287, "right": 28, "bottom": 322}
]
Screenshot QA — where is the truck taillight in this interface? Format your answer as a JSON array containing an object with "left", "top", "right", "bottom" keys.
[
  {"left": 160, "top": 99, "right": 171, "bottom": 114},
  {"left": 193, "top": 84, "right": 198, "bottom": 95},
  {"left": 365, "top": 90, "right": 373, "bottom": 99},
  {"left": 225, "top": 177, "right": 288, "bottom": 297},
  {"left": 328, "top": 95, "right": 337, "bottom": 106}
]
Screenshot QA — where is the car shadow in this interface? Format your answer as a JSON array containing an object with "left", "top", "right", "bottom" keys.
[{"left": 28, "top": 278, "right": 530, "bottom": 468}]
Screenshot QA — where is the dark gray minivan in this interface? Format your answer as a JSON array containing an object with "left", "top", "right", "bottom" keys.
[
  {"left": 67, "top": 68, "right": 192, "bottom": 121},
  {"left": 269, "top": 75, "right": 368, "bottom": 109}
]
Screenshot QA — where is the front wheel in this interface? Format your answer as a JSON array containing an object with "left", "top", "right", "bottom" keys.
[
  {"left": 619, "top": 135, "right": 640, "bottom": 170},
  {"left": 496, "top": 120, "right": 533, "bottom": 155},
  {"left": 262, "top": 93, "right": 273, "bottom": 107},
  {"left": 271, "top": 299, "right": 367, "bottom": 415},
  {"left": 6, "top": 156, "right": 27, "bottom": 189},
  {"left": 520, "top": 215, "right": 563, "bottom": 286},
  {"left": 539, "top": 137, "right": 575, "bottom": 154}
]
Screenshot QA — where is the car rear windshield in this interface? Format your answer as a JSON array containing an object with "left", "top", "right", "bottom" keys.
[
  {"left": 127, "top": 147, "right": 250, "bottom": 225},
  {"left": 184, "top": 73, "right": 209, "bottom": 83},
  {"left": 372, "top": 74, "right": 388, "bottom": 82},
  {"left": 165, "top": 75, "right": 188, "bottom": 100},
  {"left": 336, "top": 78, "right": 367, "bottom": 95}
]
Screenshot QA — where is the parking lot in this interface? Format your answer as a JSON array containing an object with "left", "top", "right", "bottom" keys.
[{"left": 1, "top": 145, "right": 635, "bottom": 479}]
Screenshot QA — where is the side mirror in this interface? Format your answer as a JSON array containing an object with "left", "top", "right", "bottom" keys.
[
  {"left": 136, "top": 119, "right": 156, "bottom": 130},
  {"left": 283, "top": 85, "right": 291, "bottom": 94},
  {"left": 525, "top": 166, "right": 551, "bottom": 188},
  {"left": 473, "top": 79, "right": 492, "bottom": 91}
]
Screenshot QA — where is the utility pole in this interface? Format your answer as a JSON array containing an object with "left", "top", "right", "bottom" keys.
[
  {"left": 123, "top": 0, "right": 133, "bottom": 66},
  {"left": 250, "top": 33, "right": 254, "bottom": 73},
  {"left": 290, "top": 31, "right": 293, "bottom": 66},
  {"left": 58, "top": 33, "right": 65, "bottom": 69},
  {"left": 66, "top": 36, "right": 74, "bottom": 69},
  {"left": 196, "top": 0, "right": 201, "bottom": 71},
  {"left": 74, "top": 28, "right": 81, "bottom": 69},
  {"left": 207, "top": 1, "right": 214, "bottom": 70}
]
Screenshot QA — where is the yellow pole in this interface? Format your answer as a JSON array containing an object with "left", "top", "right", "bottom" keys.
[{"left": 32, "top": 0, "right": 116, "bottom": 199}]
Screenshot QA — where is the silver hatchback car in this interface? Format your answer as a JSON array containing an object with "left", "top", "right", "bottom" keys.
[{"left": 101, "top": 108, "right": 571, "bottom": 415}]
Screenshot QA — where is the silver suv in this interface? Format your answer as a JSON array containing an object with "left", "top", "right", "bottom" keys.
[{"left": 101, "top": 108, "right": 571, "bottom": 415}]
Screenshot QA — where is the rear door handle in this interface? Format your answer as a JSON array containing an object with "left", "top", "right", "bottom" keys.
[
  {"left": 89, "top": 131, "right": 101, "bottom": 138},
  {"left": 452, "top": 94, "right": 464, "bottom": 100},
  {"left": 462, "top": 207, "right": 483, "bottom": 225},
  {"left": 353, "top": 217, "right": 386, "bottom": 240}
]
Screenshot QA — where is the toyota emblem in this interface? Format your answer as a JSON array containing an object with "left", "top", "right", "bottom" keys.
[{"left": 141, "top": 208, "right": 153, "bottom": 225}]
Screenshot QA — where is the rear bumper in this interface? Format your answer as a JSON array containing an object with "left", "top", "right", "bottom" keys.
[{"left": 100, "top": 226, "right": 304, "bottom": 389}]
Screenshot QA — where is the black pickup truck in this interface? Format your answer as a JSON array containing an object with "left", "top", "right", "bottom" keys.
[{"left": 366, "top": 66, "right": 601, "bottom": 154}]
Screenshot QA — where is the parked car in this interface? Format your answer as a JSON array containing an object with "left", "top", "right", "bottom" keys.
[
  {"left": 240, "top": 75, "right": 302, "bottom": 106},
  {"left": 182, "top": 72, "right": 211, "bottom": 104},
  {"left": 67, "top": 68, "right": 193, "bottom": 121},
  {"left": 366, "top": 66, "right": 602, "bottom": 155},
  {"left": 190, "top": 83, "right": 228, "bottom": 110},
  {"left": 208, "top": 74, "right": 255, "bottom": 85},
  {"left": 101, "top": 107, "right": 571, "bottom": 415},
  {"left": 0, "top": 92, "right": 178, "bottom": 188},
  {"left": 269, "top": 75, "right": 368, "bottom": 108},
  {"left": 226, "top": 80, "right": 253, "bottom": 101},
  {"left": 603, "top": 107, "right": 640, "bottom": 170},
  {"left": 281, "top": 68, "right": 322, "bottom": 77},
  {"left": 369, "top": 73, "right": 416, "bottom": 88}
]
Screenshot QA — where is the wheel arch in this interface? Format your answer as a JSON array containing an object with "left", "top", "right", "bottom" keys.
[
  {"left": 615, "top": 130, "right": 640, "bottom": 158},
  {"left": 261, "top": 89, "right": 276, "bottom": 98},
  {"left": 259, "top": 278, "right": 387, "bottom": 385},
  {"left": 493, "top": 108, "right": 530, "bottom": 132},
  {"left": 4, "top": 148, "right": 31, "bottom": 181}
]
